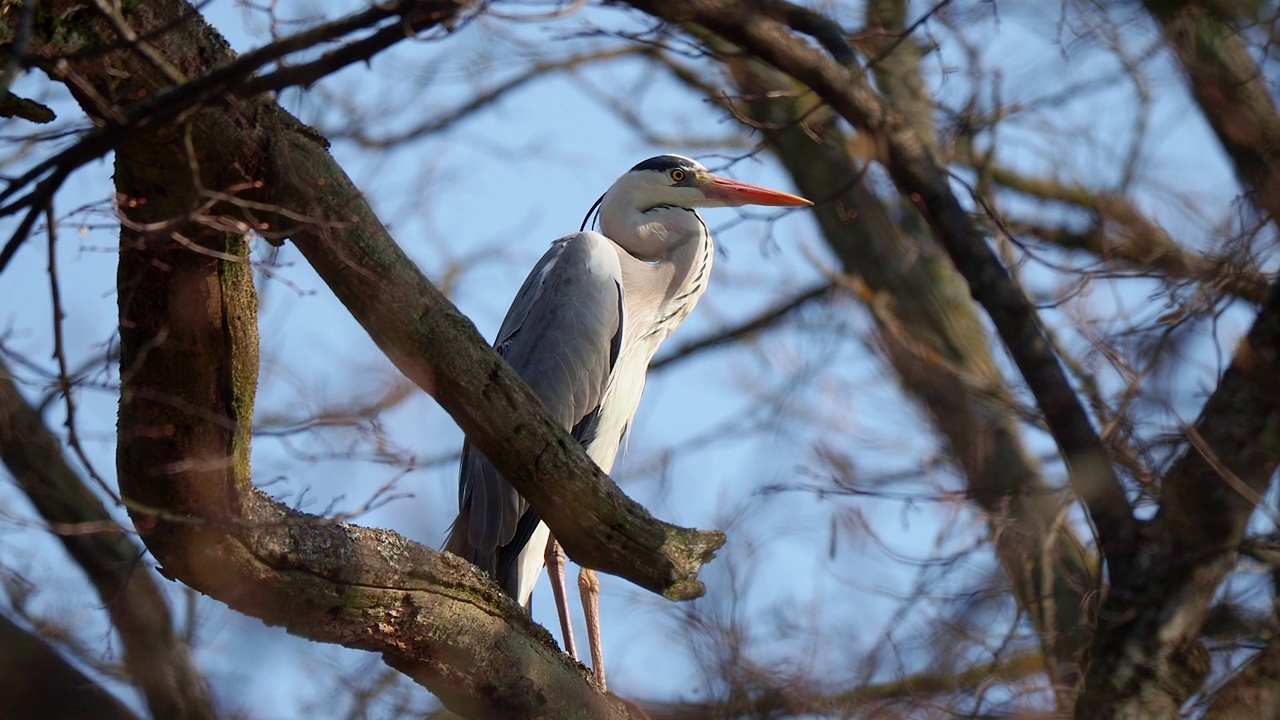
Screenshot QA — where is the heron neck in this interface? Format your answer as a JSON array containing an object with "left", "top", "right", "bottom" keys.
[
  {"left": 599, "top": 189, "right": 707, "bottom": 262},
  {"left": 606, "top": 202, "right": 715, "bottom": 352}
]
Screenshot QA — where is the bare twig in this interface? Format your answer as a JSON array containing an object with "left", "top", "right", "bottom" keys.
[
  {"left": 0, "top": 355, "right": 216, "bottom": 720},
  {"left": 1079, "top": 277, "right": 1280, "bottom": 716},
  {"left": 622, "top": 0, "right": 1140, "bottom": 583},
  {"left": 0, "top": 0, "right": 477, "bottom": 273},
  {"left": 650, "top": 281, "right": 835, "bottom": 372},
  {"left": 46, "top": 203, "right": 120, "bottom": 503},
  {"left": 1145, "top": 0, "right": 1280, "bottom": 232}
]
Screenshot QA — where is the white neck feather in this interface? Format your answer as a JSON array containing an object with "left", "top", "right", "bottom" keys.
[{"left": 599, "top": 174, "right": 707, "bottom": 261}]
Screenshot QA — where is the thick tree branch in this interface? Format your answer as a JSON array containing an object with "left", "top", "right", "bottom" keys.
[
  {"left": 623, "top": 0, "right": 1139, "bottom": 581},
  {"left": 1203, "top": 636, "right": 1280, "bottom": 719},
  {"left": 0, "top": 357, "right": 215, "bottom": 720},
  {"left": 13, "top": 0, "right": 708, "bottom": 715},
  {"left": 1077, "top": 278, "right": 1280, "bottom": 717},
  {"left": 0, "top": 612, "right": 141, "bottom": 720},
  {"left": 23, "top": 0, "right": 720, "bottom": 600},
  {"left": 717, "top": 48, "right": 1096, "bottom": 698},
  {"left": 111, "top": 111, "right": 646, "bottom": 720},
  {"left": 1144, "top": 0, "right": 1280, "bottom": 231},
  {"left": 267, "top": 123, "right": 722, "bottom": 597}
]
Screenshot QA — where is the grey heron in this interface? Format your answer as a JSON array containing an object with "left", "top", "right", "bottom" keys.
[{"left": 445, "top": 154, "right": 811, "bottom": 687}]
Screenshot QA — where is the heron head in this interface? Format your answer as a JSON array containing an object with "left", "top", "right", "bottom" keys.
[{"left": 618, "top": 154, "right": 813, "bottom": 210}]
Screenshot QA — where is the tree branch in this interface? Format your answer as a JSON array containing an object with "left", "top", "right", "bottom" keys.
[
  {"left": 1077, "top": 277, "right": 1280, "bottom": 716},
  {"left": 622, "top": 0, "right": 1140, "bottom": 582},
  {"left": 713, "top": 46, "right": 1096, "bottom": 698},
  {"left": 953, "top": 142, "right": 1271, "bottom": 305},
  {"left": 24, "top": 0, "right": 720, "bottom": 600},
  {"left": 1144, "top": 0, "right": 1280, "bottom": 231},
  {"left": 0, "top": 612, "right": 141, "bottom": 720},
  {"left": 320, "top": 46, "right": 645, "bottom": 148},
  {"left": 112, "top": 120, "right": 647, "bottom": 720},
  {"left": 649, "top": 281, "right": 834, "bottom": 372},
  {"left": 1203, "top": 635, "right": 1280, "bottom": 719},
  {"left": 0, "top": 0, "right": 473, "bottom": 273},
  {"left": 8, "top": 0, "right": 718, "bottom": 715},
  {"left": 0, "top": 89, "right": 55, "bottom": 122},
  {"left": 1063, "top": 3, "right": 1280, "bottom": 713},
  {"left": 0, "top": 357, "right": 215, "bottom": 720},
  {"left": 266, "top": 119, "right": 723, "bottom": 597},
  {"left": 643, "top": 647, "right": 1046, "bottom": 719}
]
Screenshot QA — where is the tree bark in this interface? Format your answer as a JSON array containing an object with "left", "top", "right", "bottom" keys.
[
  {"left": 5, "top": 0, "right": 705, "bottom": 716},
  {"left": 1203, "top": 636, "right": 1280, "bottom": 719},
  {"left": 10, "top": 0, "right": 722, "bottom": 607}
]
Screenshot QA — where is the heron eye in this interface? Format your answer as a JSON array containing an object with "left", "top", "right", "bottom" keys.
[{"left": 669, "top": 169, "right": 685, "bottom": 183}]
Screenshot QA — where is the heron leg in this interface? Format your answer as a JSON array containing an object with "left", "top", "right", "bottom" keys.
[
  {"left": 544, "top": 535, "right": 578, "bottom": 659},
  {"left": 578, "top": 567, "right": 606, "bottom": 689}
]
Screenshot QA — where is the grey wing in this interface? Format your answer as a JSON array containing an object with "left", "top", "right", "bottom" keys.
[{"left": 445, "top": 232, "right": 624, "bottom": 584}]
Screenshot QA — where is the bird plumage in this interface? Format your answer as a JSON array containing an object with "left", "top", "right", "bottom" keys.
[
  {"left": 445, "top": 154, "right": 811, "bottom": 609},
  {"left": 445, "top": 231, "right": 625, "bottom": 603}
]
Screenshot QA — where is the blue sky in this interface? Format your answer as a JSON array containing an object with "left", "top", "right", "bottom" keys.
[{"left": 0, "top": 1, "right": 1262, "bottom": 716}]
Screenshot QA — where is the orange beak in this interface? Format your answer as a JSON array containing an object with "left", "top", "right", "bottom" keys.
[{"left": 703, "top": 175, "right": 814, "bottom": 207}]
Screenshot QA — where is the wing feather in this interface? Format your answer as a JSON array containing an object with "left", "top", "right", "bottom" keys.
[{"left": 445, "top": 232, "right": 624, "bottom": 589}]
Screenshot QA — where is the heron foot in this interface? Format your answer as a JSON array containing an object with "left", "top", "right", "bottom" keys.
[{"left": 578, "top": 567, "right": 606, "bottom": 689}]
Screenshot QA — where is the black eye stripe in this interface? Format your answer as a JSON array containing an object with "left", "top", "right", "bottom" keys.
[{"left": 629, "top": 154, "right": 703, "bottom": 174}]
